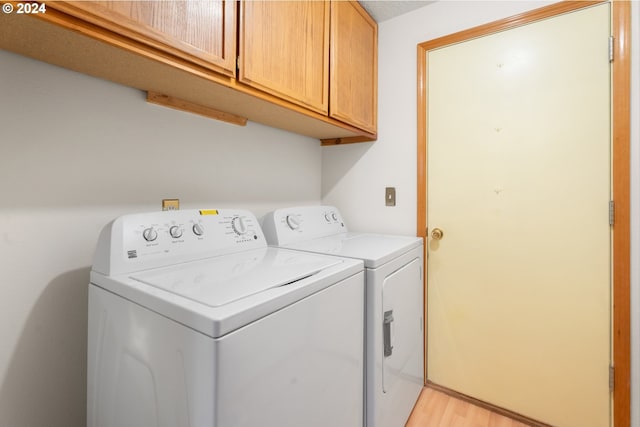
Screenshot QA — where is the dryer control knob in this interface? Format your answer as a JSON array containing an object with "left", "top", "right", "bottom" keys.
[
  {"left": 169, "top": 225, "right": 183, "bottom": 239},
  {"left": 232, "top": 216, "right": 248, "bottom": 235},
  {"left": 192, "top": 223, "right": 204, "bottom": 236},
  {"left": 331, "top": 212, "right": 338, "bottom": 221},
  {"left": 142, "top": 227, "right": 158, "bottom": 242},
  {"left": 286, "top": 215, "right": 300, "bottom": 230}
]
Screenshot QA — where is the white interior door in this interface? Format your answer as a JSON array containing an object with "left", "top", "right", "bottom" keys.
[{"left": 426, "top": 4, "right": 611, "bottom": 427}]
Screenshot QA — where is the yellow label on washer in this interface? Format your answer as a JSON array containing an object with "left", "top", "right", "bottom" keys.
[{"left": 199, "top": 209, "right": 219, "bottom": 216}]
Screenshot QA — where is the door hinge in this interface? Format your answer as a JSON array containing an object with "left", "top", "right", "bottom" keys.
[
  {"left": 609, "top": 365, "right": 615, "bottom": 391},
  {"left": 609, "top": 200, "right": 615, "bottom": 226},
  {"left": 609, "top": 36, "right": 614, "bottom": 62}
]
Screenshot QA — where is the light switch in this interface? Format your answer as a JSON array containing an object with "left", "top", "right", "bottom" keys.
[{"left": 385, "top": 187, "right": 396, "bottom": 207}]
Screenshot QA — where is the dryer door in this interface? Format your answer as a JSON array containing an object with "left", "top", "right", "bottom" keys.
[{"left": 381, "top": 258, "right": 423, "bottom": 393}]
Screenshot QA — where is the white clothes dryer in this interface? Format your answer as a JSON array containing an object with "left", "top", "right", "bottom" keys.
[
  {"left": 88, "top": 208, "right": 365, "bottom": 427},
  {"left": 262, "top": 206, "right": 424, "bottom": 427}
]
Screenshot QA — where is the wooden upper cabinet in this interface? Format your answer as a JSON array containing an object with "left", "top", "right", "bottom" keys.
[
  {"left": 48, "top": 1, "right": 237, "bottom": 76},
  {"left": 329, "top": 1, "right": 378, "bottom": 134},
  {"left": 4, "top": 1, "right": 377, "bottom": 140},
  {"left": 239, "top": 1, "right": 330, "bottom": 115}
]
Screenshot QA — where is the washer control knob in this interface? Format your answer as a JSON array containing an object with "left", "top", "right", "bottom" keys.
[
  {"left": 331, "top": 212, "right": 338, "bottom": 221},
  {"left": 169, "top": 225, "right": 183, "bottom": 239},
  {"left": 286, "top": 215, "right": 300, "bottom": 230},
  {"left": 192, "top": 223, "right": 204, "bottom": 236},
  {"left": 142, "top": 227, "right": 158, "bottom": 242},
  {"left": 324, "top": 213, "right": 331, "bottom": 222},
  {"left": 232, "top": 216, "right": 248, "bottom": 235}
]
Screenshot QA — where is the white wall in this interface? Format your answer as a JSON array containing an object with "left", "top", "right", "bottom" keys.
[
  {"left": 321, "top": 1, "right": 640, "bottom": 426},
  {"left": 0, "top": 49, "right": 321, "bottom": 427}
]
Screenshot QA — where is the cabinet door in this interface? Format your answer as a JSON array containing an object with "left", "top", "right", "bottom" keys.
[
  {"left": 239, "top": 1, "right": 330, "bottom": 114},
  {"left": 50, "top": 1, "right": 237, "bottom": 76},
  {"left": 330, "top": 1, "right": 377, "bottom": 133}
]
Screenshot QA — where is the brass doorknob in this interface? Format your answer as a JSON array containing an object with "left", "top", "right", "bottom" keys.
[{"left": 431, "top": 228, "right": 444, "bottom": 240}]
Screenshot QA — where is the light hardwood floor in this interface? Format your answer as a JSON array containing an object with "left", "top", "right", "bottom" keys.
[{"left": 405, "top": 387, "right": 531, "bottom": 427}]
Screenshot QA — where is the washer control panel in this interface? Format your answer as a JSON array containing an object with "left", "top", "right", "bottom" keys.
[
  {"left": 93, "top": 209, "right": 265, "bottom": 276},
  {"left": 262, "top": 206, "right": 347, "bottom": 246}
]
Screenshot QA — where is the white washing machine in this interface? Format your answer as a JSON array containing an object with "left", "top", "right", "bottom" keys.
[
  {"left": 88, "top": 208, "right": 365, "bottom": 427},
  {"left": 262, "top": 206, "right": 424, "bottom": 427}
]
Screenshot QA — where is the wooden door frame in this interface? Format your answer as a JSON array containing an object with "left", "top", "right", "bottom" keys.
[{"left": 416, "top": 1, "right": 631, "bottom": 426}]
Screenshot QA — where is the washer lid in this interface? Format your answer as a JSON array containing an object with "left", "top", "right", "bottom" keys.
[
  {"left": 130, "top": 248, "right": 341, "bottom": 307},
  {"left": 284, "top": 233, "right": 422, "bottom": 268}
]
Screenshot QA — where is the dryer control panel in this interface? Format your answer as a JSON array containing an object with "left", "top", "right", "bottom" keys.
[
  {"left": 93, "top": 209, "right": 265, "bottom": 276},
  {"left": 262, "top": 206, "right": 347, "bottom": 246}
]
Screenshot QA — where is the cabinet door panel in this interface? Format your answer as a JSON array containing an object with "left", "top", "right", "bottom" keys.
[
  {"left": 239, "top": 1, "right": 329, "bottom": 114},
  {"left": 330, "top": 1, "right": 377, "bottom": 133},
  {"left": 50, "top": 1, "right": 237, "bottom": 76}
]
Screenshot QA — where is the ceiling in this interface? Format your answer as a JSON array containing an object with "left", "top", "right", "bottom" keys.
[{"left": 360, "top": 1, "right": 434, "bottom": 22}]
